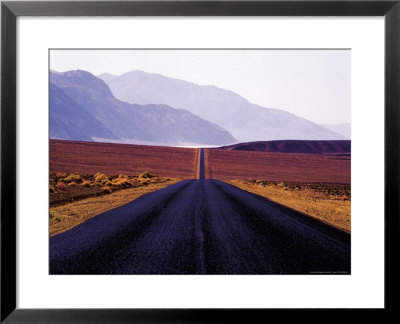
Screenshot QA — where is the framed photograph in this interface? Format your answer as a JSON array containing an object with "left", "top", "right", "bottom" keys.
[{"left": 1, "top": 0, "right": 399, "bottom": 322}]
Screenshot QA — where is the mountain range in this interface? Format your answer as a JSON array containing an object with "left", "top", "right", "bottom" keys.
[
  {"left": 99, "top": 70, "right": 346, "bottom": 142},
  {"left": 50, "top": 70, "right": 236, "bottom": 146},
  {"left": 50, "top": 69, "right": 349, "bottom": 146}
]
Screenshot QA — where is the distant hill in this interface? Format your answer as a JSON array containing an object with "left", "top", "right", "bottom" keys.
[
  {"left": 322, "top": 123, "right": 351, "bottom": 139},
  {"left": 50, "top": 70, "right": 236, "bottom": 146},
  {"left": 219, "top": 140, "right": 351, "bottom": 155},
  {"left": 50, "top": 83, "right": 119, "bottom": 141},
  {"left": 99, "top": 70, "right": 346, "bottom": 142}
]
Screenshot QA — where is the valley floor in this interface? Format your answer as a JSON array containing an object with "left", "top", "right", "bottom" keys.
[{"left": 49, "top": 143, "right": 351, "bottom": 237}]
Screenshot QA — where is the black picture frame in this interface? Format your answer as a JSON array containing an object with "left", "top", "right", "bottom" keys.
[{"left": 1, "top": 0, "right": 399, "bottom": 322}]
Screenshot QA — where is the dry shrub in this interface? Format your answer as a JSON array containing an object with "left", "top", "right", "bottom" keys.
[
  {"left": 81, "top": 180, "right": 92, "bottom": 187},
  {"left": 128, "top": 179, "right": 139, "bottom": 186},
  {"left": 95, "top": 173, "right": 108, "bottom": 182},
  {"left": 111, "top": 180, "right": 120, "bottom": 187},
  {"left": 68, "top": 181, "right": 77, "bottom": 187},
  {"left": 49, "top": 185, "right": 56, "bottom": 193},
  {"left": 64, "top": 174, "right": 81, "bottom": 183},
  {"left": 139, "top": 171, "right": 155, "bottom": 180},
  {"left": 102, "top": 186, "right": 112, "bottom": 194},
  {"left": 277, "top": 182, "right": 285, "bottom": 187},
  {"left": 112, "top": 178, "right": 130, "bottom": 187},
  {"left": 56, "top": 172, "right": 67, "bottom": 178},
  {"left": 50, "top": 210, "right": 62, "bottom": 222},
  {"left": 141, "top": 179, "right": 151, "bottom": 185},
  {"left": 57, "top": 182, "right": 67, "bottom": 190}
]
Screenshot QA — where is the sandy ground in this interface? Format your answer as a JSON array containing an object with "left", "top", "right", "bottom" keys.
[{"left": 229, "top": 180, "right": 351, "bottom": 233}]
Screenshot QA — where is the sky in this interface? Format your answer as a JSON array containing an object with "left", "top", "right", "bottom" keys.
[{"left": 50, "top": 49, "right": 350, "bottom": 125}]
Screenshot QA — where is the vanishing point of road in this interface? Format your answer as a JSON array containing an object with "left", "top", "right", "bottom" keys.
[{"left": 50, "top": 148, "right": 350, "bottom": 274}]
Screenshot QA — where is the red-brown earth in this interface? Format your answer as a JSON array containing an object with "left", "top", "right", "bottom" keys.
[
  {"left": 50, "top": 139, "right": 197, "bottom": 179},
  {"left": 205, "top": 148, "right": 350, "bottom": 184}
]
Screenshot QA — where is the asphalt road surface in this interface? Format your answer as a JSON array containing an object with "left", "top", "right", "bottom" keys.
[
  {"left": 199, "top": 148, "right": 205, "bottom": 180},
  {"left": 50, "top": 149, "right": 350, "bottom": 274}
]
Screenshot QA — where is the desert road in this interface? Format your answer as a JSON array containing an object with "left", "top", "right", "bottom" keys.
[{"left": 50, "top": 149, "right": 350, "bottom": 274}]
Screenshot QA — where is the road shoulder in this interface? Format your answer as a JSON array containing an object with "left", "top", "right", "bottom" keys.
[
  {"left": 227, "top": 179, "right": 351, "bottom": 233},
  {"left": 50, "top": 178, "right": 181, "bottom": 237}
]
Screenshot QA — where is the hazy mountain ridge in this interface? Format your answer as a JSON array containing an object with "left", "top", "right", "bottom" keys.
[
  {"left": 99, "top": 70, "right": 346, "bottom": 142},
  {"left": 50, "top": 83, "right": 119, "bottom": 141},
  {"left": 219, "top": 140, "right": 351, "bottom": 155},
  {"left": 50, "top": 70, "right": 236, "bottom": 145},
  {"left": 322, "top": 123, "right": 351, "bottom": 139}
]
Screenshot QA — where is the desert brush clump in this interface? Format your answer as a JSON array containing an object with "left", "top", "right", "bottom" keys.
[
  {"left": 81, "top": 180, "right": 92, "bottom": 187},
  {"left": 49, "top": 171, "right": 175, "bottom": 210},
  {"left": 94, "top": 173, "right": 108, "bottom": 182},
  {"left": 101, "top": 180, "right": 112, "bottom": 187},
  {"left": 101, "top": 186, "right": 112, "bottom": 194},
  {"left": 112, "top": 180, "right": 128, "bottom": 187},
  {"left": 112, "top": 175, "right": 131, "bottom": 187},
  {"left": 50, "top": 210, "right": 62, "bottom": 222},
  {"left": 64, "top": 174, "right": 81, "bottom": 183},
  {"left": 57, "top": 182, "right": 67, "bottom": 190},
  {"left": 139, "top": 171, "right": 155, "bottom": 180}
]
